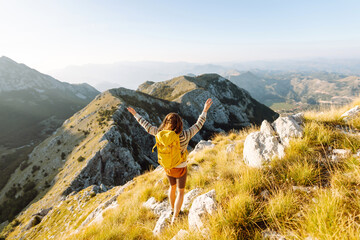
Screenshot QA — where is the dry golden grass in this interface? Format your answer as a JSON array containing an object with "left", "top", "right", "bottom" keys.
[
  {"left": 65, "top": 100, "right": 360, "bottom": 240},
  {"left": 4, "top": 99, "right": 360, "bottom": 240}
]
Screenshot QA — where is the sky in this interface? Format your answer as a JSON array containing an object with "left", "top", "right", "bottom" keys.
[{"left": 0, "top": 0, "right": 360, "bottom": 73}]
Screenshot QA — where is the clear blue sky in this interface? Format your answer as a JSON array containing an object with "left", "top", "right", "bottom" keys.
[{"left": 0, "top": 0, "right": 359, "bottom": 72}]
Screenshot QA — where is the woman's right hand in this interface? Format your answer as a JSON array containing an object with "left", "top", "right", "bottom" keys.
[
  {"left": 127, "top": 107, "right": 137, "bottom": 116},
  {"left": 203, "top": 98, "right": 213, "bottom": 113}
]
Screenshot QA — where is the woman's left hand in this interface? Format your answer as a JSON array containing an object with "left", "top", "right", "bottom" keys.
[{"left": 203, "top": 98, "right": 213, "bottom": 113}]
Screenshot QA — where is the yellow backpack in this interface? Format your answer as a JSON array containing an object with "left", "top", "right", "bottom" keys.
[{"left": 152, "top": 130, "right": 187, "bottom": 169}]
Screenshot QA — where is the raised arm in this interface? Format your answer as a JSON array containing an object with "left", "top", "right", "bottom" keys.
[
  {"left": 127, "top": 107, "right": 158, "bottom": 136},
  {"left": 183, "top": 98, "right": 213, "bottom": 139}
]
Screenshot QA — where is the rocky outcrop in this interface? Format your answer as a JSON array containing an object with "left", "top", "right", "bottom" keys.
[
  {"left": 171, "top": 229, "right": 189, "bottom": 240},
  {"left": 138, "top": 74, "right": 279, "bottom": 131},
  {"left": 143, "top": 197, "right": 172, "bottom": 235},
  {"left": 188, "top": 189, "right": 217, "bottom": 234},
  {"left": 80, "top": 181, "right": 133, "bottom": 228},
  {"left": 272, "top": 116, "right": 303, "bottom": 146},
  {"left": 341, "top": 106, "right": 360, "bottom": 121},
  {"left": 243, "top": 115, "right": 304, "bottom": 167},
  {"left": 262, "top": 229, "right": 286, "bottom": 240},
  {"left": 329, "top": 149, "right": 352, "bottom": 163},
  {"left": 1, "top": 73, "right": 279, "bottom": 235},
  {"left": 243, "top": 120, "right": 285, "bottom": 168},
  {"left": 181, "top": 188, "right": 202, "bottom": 211}
]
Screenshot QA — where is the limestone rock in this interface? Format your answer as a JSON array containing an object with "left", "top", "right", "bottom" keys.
[
  {"left": 181, "top": 188, "right": 202, "bottom": 211},
  {"left": 0, "top": 220, "right": 9, "bottom": 231},
  {"left": 260, "top": 120, "right": 276, "bottom": 136},
  {"left": 193, "top": 140, "right": 215, "bottom": 152},
  {"left": 100, "top": 183, "right": 107, "bottom": 192},
  {"left": 243, "top": 130, "right": 285, "bottom": 168},
  {"left": 341, "top": 106, "right": 360, "bottom": 120},
  {"left": 188, "top": 189, "right": 216, "bottom": 232},
  {"left": 153, "top": 209, "right": 172, "bottom": 235},
  {"left": 262, "top": 229, "right": 286, "bottom": 240},
  {"left": 330, "top": 149, "right": 352, "bottom": 162},
  {"left": 226, "top": 143, "right": 236, "bottom": 153},
  {"left": 80, "top": 181, "right": 133, "bottom": 228},
  {"left": 33, "top": 207, "right": 53, "bottom": 217},
  {"left": 143, "top": 197, "right": 172, "bottom": 234},
  {"left": 171, "top": 229, "right": 189, "bottom": 240},
  {"left": 272, "top": 116, "right": 303, "bottom": 146},
  {"left": 291, "top": 112, "right": 304, "bottom": 125}
]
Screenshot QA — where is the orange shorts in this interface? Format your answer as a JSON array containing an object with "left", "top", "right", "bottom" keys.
[
  {"left": 165, "top": 167, "right": 187, "bottom": 178},
  {"left": 165, "top": 167, "right": 187, "bottom": 188}
]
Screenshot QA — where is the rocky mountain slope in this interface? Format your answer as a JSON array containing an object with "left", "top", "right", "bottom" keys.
[
  {"left": 0, "top": 56, "right": 99, "bottom": 195},
  {"left": 137, "top": 74, "right": 277, "bottom": 131},
  {"left": 0, "top": 56, "right": 99, "bottom": 147},
  {"left": 1, "top": 98, "right": 359, "bottom": 240},
  {"left": 0, "top": 74, "right": 278, "bottom": 234}
]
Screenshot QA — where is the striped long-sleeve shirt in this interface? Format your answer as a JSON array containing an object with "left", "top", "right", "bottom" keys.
[{"left": 134, "top": 111, "right": 207, "bottom": 168}]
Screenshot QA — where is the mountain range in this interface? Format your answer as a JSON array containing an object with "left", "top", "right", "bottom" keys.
[
  {"left": 0, "top": 71, "right": 277, "bottom": 229},
  {"left": 49, "top": 59, "right": 360, "bottom": 92},
  {"left": 227, "top": 70, "right": 360, "bottom": 110},
  {"left": 0, "top": 56, "right": 99, "bottom": 200}
]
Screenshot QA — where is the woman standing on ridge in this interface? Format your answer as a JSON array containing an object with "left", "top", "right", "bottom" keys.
[{"left": 127, "top": 98, "right": 213, "bottom": 224}]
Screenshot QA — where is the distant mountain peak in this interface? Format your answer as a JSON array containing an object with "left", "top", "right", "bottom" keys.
[
  {"left": 0, "top": 56, "right": 17, "bottom": 64},
  {"left": 0, "top": 57, "right": 99, "bottom": 94}
]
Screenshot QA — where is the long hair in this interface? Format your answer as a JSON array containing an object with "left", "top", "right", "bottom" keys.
[{"left": 158, "top": 113, "right": 183, "bottom": 134}]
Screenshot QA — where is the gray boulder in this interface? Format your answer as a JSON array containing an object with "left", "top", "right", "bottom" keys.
[
  {"left": 272, "top": 116, "right": 303, "bottom": 146},
  {"left": 181, "top": 188, "right": 202, "bottom": 211},
  {"left": 80, "top": 181, "right": 133, "bottom": 228},
  {"left": 291, "top": 112, "right": 304, "bottom": 125},
  {"left": 188, "top": 189, "right": 216, "bottom": 233},
  {"left": 262, "top": 229, "right": 286, "bottom": 240},
  {"left": 171, "top": 229, "right": 189, "bottom": 240},
  {"left": 0, "top": 220, "right": 9, "bottom": 232},
  {"left": 341, "top": 106, "right": 360, "bottom": 121},
  {"left": 193, "top": 140, "right": 215, "bottom": 152},
  {"left": 330, "top": 149, "right": 352, "bottom": 162},
  {"left": 243, "top": 120, "right": 285, "bottom": 168},
  {"left": 143, "top": 197, "right": 172, "bottom": 235}
]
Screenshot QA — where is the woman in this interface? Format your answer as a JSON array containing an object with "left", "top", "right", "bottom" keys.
[{"left": 127, "top": 98, "right": 213, "bottom": 224}]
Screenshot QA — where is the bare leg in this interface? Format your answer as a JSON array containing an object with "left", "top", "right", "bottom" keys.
[
  {"left": 169, "top": 184, "right": 176, "bottom": 211},
  {"left": 171, "top": 188, "right": 185, "bottom": 223}
]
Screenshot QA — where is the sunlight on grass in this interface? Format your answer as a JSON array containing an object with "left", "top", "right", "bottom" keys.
[{"left": 62, "top": 99, "right": 360, "bottom": 240}]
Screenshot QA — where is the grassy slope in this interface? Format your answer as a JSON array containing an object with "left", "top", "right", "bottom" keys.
[
  {"left": 2, "top": 100, "right": 360, "bottom": 240},
  {"left": 0, "top": 91, "right": 120, "bottom": 225},
  {"left": 66, "top": 100, "right": 359, "bottom": 240}
]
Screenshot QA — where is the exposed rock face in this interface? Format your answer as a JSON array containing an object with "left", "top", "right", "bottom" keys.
[
  {"left": 1, "top": 73, "right": 278, "bottom": 231},
  {"left": 341, "top": 106, "right": 360, "bottom": 121},
  {"left": 262, "top": 229, "right": 286, "bottom": 240},
  {"left": 192, "top": 140, "right": 215, "bottom": 152},
  {"left": 330, "top": 149, "right": 352, "bottom": 162},
  {"left": 143, "top": 197, "right": 172, "bottom": 235},
  {"left": 188, "top": 189, "right": 217, "bottom": 233},
  {"left": 138, "top": 74, "right": 279, "bottom": 133},
  {"left": 181, "top": 188, "right": 202, "bottom": 211},
  {"left": 243, "top": 116, "right": 304, "bottom": 168},
  {"left": 243, "top": 120, "right": 285, "bottom": 168},
  {"left": 80, "top": 181, "right": 133, "bottom": 228},
  {"left": 272, "top": 116, "right": 303, "bottom": 146},
  {"left": 171, "top": 229, "right": 189, "bottom": 240}
]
